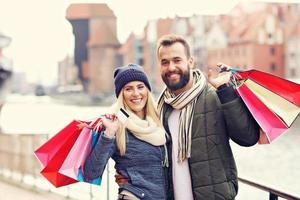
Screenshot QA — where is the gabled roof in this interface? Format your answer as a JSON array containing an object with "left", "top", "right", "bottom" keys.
[{"left": 228, "top": 11, "right": 267, "bottom": 44}]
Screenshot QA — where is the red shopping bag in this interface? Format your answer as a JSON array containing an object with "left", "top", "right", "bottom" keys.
[
  {"left": 237, "top": 70, "right": 300, "bottom": 106},
  {"left": 34, "top": 118, "right": 103, "bottom": 187},
  {"left": 34, "top": 120, "right": 83, "bottom": 187},
  {"left": 35, "top": 120, "right": 82, "bottom": 167},
  {"left": 40, "top": 130, "right": 81, "bottom": 187}
]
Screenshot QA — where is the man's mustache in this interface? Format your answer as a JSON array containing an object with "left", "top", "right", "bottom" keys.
[{"left": 165, "top": 71, "right": 182, "bottom": 77}]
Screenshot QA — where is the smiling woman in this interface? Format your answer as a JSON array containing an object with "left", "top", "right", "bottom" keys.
[{"left": 84, "top": 63, "right": 168, "bottom": 200}]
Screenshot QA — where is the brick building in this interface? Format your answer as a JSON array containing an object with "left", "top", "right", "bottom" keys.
[
  {"left": 66, "top": 4, "right": 120, "bottom": 96},
  {"left": 206, "top": 5, "right": 285, "bottom": 77}
]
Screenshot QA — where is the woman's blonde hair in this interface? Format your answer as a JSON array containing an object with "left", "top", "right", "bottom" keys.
[{"left": 110, "top": 88, "right": 162, "bottom": 155}]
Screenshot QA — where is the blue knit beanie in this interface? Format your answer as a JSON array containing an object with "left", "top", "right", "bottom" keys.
[{"left": 113, "top": 63, "right": 151, "bottom": 97}]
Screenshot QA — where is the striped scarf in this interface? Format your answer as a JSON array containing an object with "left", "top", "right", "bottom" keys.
[{"left": 158, "top": 69, "right": 207, "bottom": 162}]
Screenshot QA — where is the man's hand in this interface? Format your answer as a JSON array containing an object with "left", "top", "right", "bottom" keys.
[{"left": 208, "top": 63, "right": 232, "bottom": 89}]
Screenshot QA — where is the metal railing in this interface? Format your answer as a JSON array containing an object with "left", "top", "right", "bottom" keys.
[{"left": 238, "top": 177, "right": 300, "bottom": 200}]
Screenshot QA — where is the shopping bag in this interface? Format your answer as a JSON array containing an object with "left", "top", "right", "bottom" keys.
[
  {"left": 34, "top": 120, "right": 82, "bottom": 167},
  {"left": 243, "top": 79, "right": 300, "bottom": 127},
  {"left": 237, "top": 84, "right": 288, "bottom": 143},
  {"left": 39, "top": 129, "right": 80, "bottom": 187},
  {"left": 227, "top": 68, "right": 300, "bottom": 143},
  {"left": 59, "top": 127, "right": 102, "bottom": 185},
  {"left": 237, "top": 70, "right": 300, "bottom": 106},
  {"left": 35, "top": 119, "right": 98, "bottom": 187},
  {"left": 34, "top": 117, "right": 104, "bottom": 187}
]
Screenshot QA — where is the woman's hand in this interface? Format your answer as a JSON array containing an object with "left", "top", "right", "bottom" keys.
[
  {"left": 208, "top": 63, "right": 232, "bottom": 89},
  {"left": 101, "top": 114, "right": 120, "bottom": 138},
  {"left": 77, "top": 121, "right": 92, "bottom": 129}
]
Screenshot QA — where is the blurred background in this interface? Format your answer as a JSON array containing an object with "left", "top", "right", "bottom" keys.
[{"left": 0, "top": 0, "right": 300, "bottom": 199}]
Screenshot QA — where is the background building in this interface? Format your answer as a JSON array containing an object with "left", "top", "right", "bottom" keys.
[{"left": 66, "top": 4, "right": 121, "bottom": 97}]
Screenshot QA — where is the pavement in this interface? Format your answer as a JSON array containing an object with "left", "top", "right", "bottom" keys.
[{"left": 0, "top": 179, "right": 66, "bottom": 200}]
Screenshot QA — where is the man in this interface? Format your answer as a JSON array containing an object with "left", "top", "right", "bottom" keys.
[{"left": 156, "top": 34, "right": 259, "bottom": 200}]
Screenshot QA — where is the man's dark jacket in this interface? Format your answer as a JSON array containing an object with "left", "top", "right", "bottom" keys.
[{"left": 161, "top": 84, "right": 260, "bottom": 200}]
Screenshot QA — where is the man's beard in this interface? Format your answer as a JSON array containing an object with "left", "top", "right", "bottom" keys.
[{"left": 161, "top": 68, "right": 190, "bottom": 91}]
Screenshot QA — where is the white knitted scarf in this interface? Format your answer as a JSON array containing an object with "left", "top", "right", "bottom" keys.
[{"left": 125, "top": 111, "right": 166, "bottom": 146}]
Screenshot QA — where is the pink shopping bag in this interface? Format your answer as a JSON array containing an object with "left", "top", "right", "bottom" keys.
[
  {"left": 237, "top": 84, "right": 288, "bottom": 143},
  {"left": 59, "top": 123, "right": 103, "bottom": 185}
]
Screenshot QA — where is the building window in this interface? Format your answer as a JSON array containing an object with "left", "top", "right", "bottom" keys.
[
  {"left": 268, "top": 33, "right": 273, "bottom": 39},
  {"left": 270, "top": 47, "right": 276, "bottom": 55},
  {"left": 290, "top": 52, "right": 295, "bottom": 58},
  {"left": 290, "top": 68, "right": 296, "bottom": 77},
  {"left": 138, "top": 58, "right": 144, "bottom": 66},
  {"left": 138, "top": 45, "right": 143, "bottom": 52},
  {"left": 270, "top": 63, "right": 276, "bottom": 71}
]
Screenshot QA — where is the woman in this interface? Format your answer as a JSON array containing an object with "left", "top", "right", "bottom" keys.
[{"left": 84, "top": 64, "right": 167, "bottom": 200}]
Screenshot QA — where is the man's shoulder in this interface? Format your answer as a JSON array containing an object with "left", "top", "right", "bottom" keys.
[
  {"left": 196, "top": 84, "right": 218, "bottom": 101},
  {"left": 194, "top": 86, "right": 220, "bottom": 113}
]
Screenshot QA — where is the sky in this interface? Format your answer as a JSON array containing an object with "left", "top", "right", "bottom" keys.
[{"left": 0, "top": 0, "right": 299, "bottom": 85}]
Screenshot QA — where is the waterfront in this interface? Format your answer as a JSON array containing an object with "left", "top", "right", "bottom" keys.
[{"left": 1, "top": 94, "right": 299, "bottom": 199}]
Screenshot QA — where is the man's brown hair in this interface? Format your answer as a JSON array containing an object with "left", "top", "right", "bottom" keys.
[{"left": 156, "top": 34, "right": 191, "bottom": 58}]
